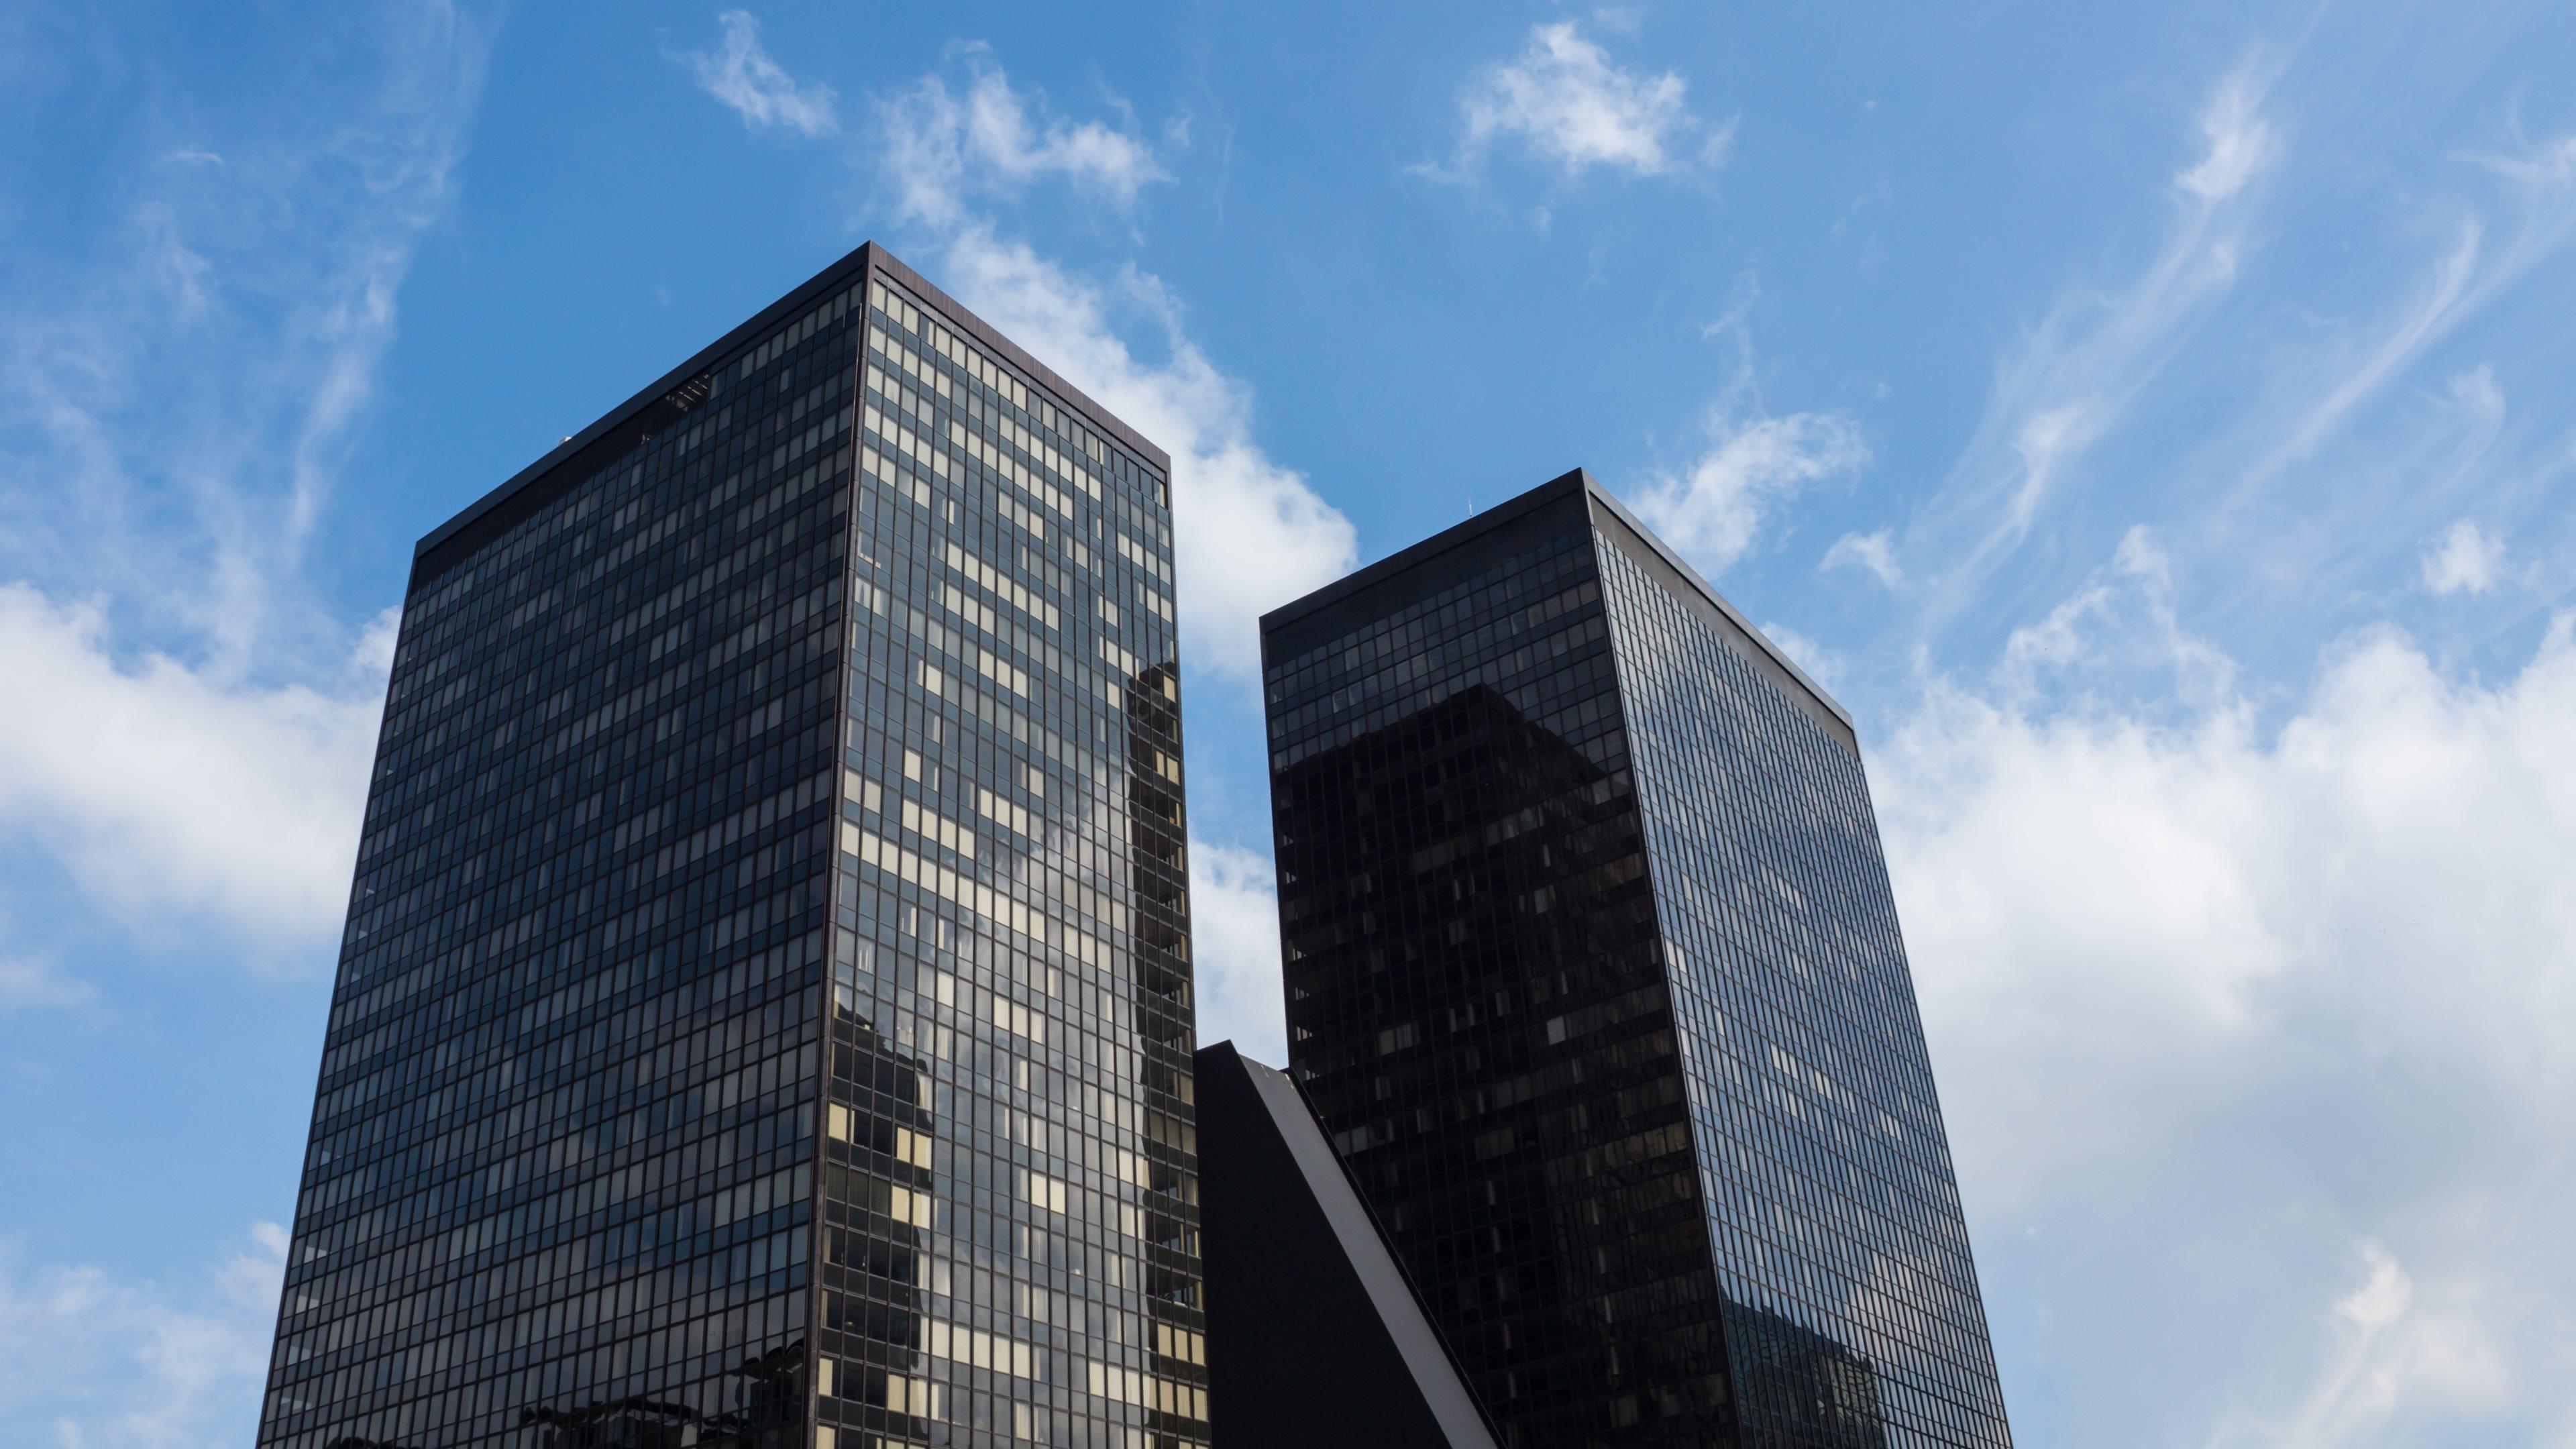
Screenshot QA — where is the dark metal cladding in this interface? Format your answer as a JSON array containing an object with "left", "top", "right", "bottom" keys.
[
  {"left": 1195, "top": 1040, "right": 1501, "bottom": 1449},
  {"left": 1258, "top": 470, "right": 2013, "bottom": 1449}
]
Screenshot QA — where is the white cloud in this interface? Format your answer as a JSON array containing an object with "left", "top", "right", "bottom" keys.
[
  {"left": 675, "top": 10, "right": 838, "bottom": 138},
  {"left": 0, "top": 3, "right": 480, "bottom": 671},
  {"left": 2420, "top": 519, "right": 2504, "bottom": 594},
  {"left": 857, "top": 46, "right": 1332, "bottom": 1079},
  {"left": 0, "top": 2, "right": 472, "bottom": 967},
  {"left": 2177, "top": 63, "right": 2277, "bottom": 203},
  {"left": 1822, "top": 527, "right": 1903, "bottom": 588},
  {"left": 0, "top": 1222, "right": 286, "bottom": 1449},
  {"left": 1633, "top": 410, "right": 1868, "bottom": 574},
  {"left": 861, "top": 49, "right": 1348, "bottom": 676},
  {"left": 0, "top": 586, "right": 387, "bottom": 946},
  {"left": 1754, "top": 621, "right": 1845, "bottom": 692},
  {"left": 1631, "top": 278, "right": 1868, "bottom": 574},
  {"left": 2205, "top": 1240, "right": 2514, "bottom": 1449},
  {"left": 879, "top": 53, "right": 1168, "bottom": 229},
  {"left": 0, "top": 953, "right": 96, "bottom": 1012},
  {"left": 922, "top": 229, "right": 1355, "bottom": 681},
  {"left": 1992, "top": 525, "right": 2237, "bottom": 706},
  {"left": 1897, "top": 59, "right": 2279, "bottom": 618},
  {"left": 1187, "top": 834, "right": 1287, "bottom": 1063},
  {"left": 1874, "top": 605, "right": 2576, "bottom": 1442},
  {"left": 1434, "top": 21, "right": 1729, "bottom": 182},
  {"left": 2244, "top": 223, "right": 2483, "bottom": 490}
]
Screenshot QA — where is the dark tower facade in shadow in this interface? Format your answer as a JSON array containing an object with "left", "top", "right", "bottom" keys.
[{"left": 1260, "top": 471, "right": 2012, "bottom": 1449}]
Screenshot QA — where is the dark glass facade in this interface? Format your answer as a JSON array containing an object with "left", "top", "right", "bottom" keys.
[
  {"left": 258, "top": 244, "right": 1208, "bottom": 1449},
  {"left": 1261, "top": 472, "right": 2011, "bottom": 1449}
]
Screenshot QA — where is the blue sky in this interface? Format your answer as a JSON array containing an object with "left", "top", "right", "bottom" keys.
[{"left": 3, "top": 2, "right": 2573, "bottom": 1444}]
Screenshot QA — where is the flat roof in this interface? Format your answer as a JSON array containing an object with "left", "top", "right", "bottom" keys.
[
  {"left": 409, "top": 241, "right": 1169, "bottom": 589},
  {"left": 1258, "top": 468, "right": 1855, "bottom": 733}
]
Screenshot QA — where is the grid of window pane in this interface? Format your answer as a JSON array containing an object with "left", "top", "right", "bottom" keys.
[
  {"left": 256, "top": 245, "right": 1208, "bottom": 1449},
  {"left": 1262, "top": 479, "right": 2015, "bottom": 1449},
  {"left": 1593, "top": 526, "right": 2012, "bottom": 1449},
  {"left": 1266, "top": 499, "right": 1737, "bottom": 1448},
  {"left": 256, "top": 279, "right": 861, "bottom": 1449},
  {"left": 812, "top": 276, "right": 1208, "bottom": 1449}
]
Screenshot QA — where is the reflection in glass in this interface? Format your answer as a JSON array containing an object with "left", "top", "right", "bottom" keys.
[
  {"left": 1262, "top": 475, "right": 2014, "bottom": 1449},
  {"left": 258, "top": 248, "right": 1207, "bottom": 1449}
]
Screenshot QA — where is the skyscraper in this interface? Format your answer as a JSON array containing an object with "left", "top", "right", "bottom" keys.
[
  {"left": 1260, "top": 470, "right": 2013, "bottom": 1449},
  {"left": 257, "top": 244, "right": 1210, "bottom": 1449}
]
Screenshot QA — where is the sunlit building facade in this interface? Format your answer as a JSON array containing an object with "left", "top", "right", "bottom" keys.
[
  {"left": 256, "top": 244, "right": 1209, "bottom": 1449},
  {"left": 1261, "top": 470, "right": 2014, "bottom": 1449}
]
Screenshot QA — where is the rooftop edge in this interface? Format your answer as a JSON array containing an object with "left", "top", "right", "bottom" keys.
[
  {"left": 409, "top": 241, "right": 1173, "bottom": 586},
  {"left": 1257, "top": 467, "right": 1856, "bottom": 734}
]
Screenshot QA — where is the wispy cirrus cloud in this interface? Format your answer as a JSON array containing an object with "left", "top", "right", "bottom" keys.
[
  {"left": 1634, "top": 410, "right": 1867, "bottom": 573},
  {"left": 673, "top": 9, "right": 838, "bottom": 138},
  {"left": 1629, "top": 278, "right": 1868, "bottom": 575},
  {"left": 0, "top": 952, "right": 97, "bottom": 1014},
  {"left": 1890, "top": 57, "right": 2283, "bottom": 621},
  {"left": 2201, "top": 1240, "right": 2513, "bottom": 1449},
  {"left": 0, "top": 0, "right": 478, "bottom": 964},
  {"left": 2205, "top": 123, "right": 2576, "bottom": 543},
  {"left": 0, "top": 0, "right": 481, "bottom": 669},
  {"left": 1822, "top": 527, "right": 1902, "bottom": 588},
  {"left": 1423, "top": 19, "right": 1733, "bottom": 185},
  {"left": 2176, "top": 64, "right": 2277, "bottom": 203},
  {"left": 1823, "top": 36, "right": 2576, "bottom": 694}
]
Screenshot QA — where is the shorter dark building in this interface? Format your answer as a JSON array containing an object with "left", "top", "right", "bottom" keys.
[
  {"left": 1195, "top": 1041, "right": 1499, "bottom": 1449},
  {"left": 1258, "top": 470, "right": 2014, "bottom": 1448}
]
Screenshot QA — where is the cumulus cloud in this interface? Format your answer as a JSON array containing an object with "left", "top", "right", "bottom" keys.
[
  {"left": 869, "top": 54, "right": 1342, "bottom": 676},
  {"left": 1431, "top": 20, "right": 1731, "bottom": 182},
  {"left": 868, "top": 40, "right": 1352, "bottom": 684},
  {"left": 879, "top": 52, "right": 1169, "bottom": 228},
  {"left": 1187, "top": 834, "right": 1287, "bottom": 1062},
  {"left": 2420, "top": 519, "right": 2504, "bottom": 594},
  {"left": 0, "top": 1222, "right": 287, "bottom": 1449},
  {"left": 849, "top": 45, "right": 1329, "bottom": 1079},
  {"left": 0, "top": 586, "right": 388, "bottom": 947},
  {"left": 674, "top": 10, "right": 838, "bottom": 138},
  {"left": 927, "top": 230, "right": 1356, "bottom": 678},
  {"left": 1874, "top": 604, "right": 2576, "bottom": 1442}
]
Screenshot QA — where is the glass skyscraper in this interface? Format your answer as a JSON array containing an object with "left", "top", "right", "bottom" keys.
[
  {"left": 1260, "top": 470, "right": 2012, "bottom": 1449},
  {"left": 256, "top": 244, "right": 1209, "bottom": 1449}
]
